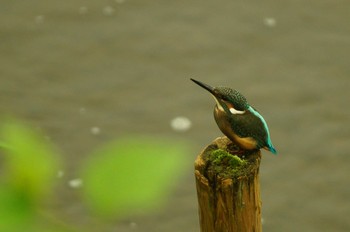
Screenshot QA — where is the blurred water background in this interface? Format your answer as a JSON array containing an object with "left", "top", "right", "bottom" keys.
[{"left": 1, "top": 0, "right": 350, "bottom": 231}]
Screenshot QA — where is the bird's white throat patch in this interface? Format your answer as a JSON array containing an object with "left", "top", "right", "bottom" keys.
[{"left": 229, "top": 107, "right": 245, "bottom": 115}]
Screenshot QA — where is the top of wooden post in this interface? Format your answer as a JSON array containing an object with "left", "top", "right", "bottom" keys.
[{"left": 195, "top": 136, "right": 261, "bottom": 182}]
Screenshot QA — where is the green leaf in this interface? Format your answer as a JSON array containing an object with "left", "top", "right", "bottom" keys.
[
  {"left": 81, "top": 137, "right": 188, "bottom": 218},
  {"left": 0, "top": 119, "right": 61, "bottom": 231},
  {"left": 0, "top": 120, "right": 60, "bottom": 200},
  {"left": 0, "top": 187, "right": 33, "bottom": 231}
]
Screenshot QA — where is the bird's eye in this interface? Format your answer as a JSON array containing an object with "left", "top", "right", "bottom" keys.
[{"left": 224, "top": 101, "right": 233, "bottom": 108}]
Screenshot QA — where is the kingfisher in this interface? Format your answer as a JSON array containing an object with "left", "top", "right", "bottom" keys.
[{"left": 191, "top": 78, "right": 277, "bottom": 154}]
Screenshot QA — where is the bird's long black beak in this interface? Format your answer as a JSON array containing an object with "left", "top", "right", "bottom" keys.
[{"left": 190, "top": 78, "right": 215, "bottom": 95}]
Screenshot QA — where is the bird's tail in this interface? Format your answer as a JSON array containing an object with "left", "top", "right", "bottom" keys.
[{"left": 264, "top": 145, "right": 277, "bottom": 155}]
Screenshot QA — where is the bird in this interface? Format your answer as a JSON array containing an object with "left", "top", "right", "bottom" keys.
[{"left": 191, "top": 78, "right": 277, "bottom": 155}]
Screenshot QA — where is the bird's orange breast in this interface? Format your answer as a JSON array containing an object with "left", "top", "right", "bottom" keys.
[{"left": 214, "top": 107, "right": 257, "bottom": 150}]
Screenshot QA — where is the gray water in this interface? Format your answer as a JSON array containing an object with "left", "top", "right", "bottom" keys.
[{"left": 1, "top": 0, "right": 350, "bottom": 231}]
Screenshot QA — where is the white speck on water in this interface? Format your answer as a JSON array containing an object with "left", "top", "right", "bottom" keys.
[
  {"left": 262, "top": 217, "right": 265, "bottom": 224},
  {"left": 103, "top": 6, "right": 115, "bottom": 16},
  {"left": 170, "top": 116, "right": 192, "bottom": 132},
  {"left": 79, "top": 107, "right": 86, "bottom": 114},
  {"left": 79, "top": 6, "right": 88, "bottom": 15},
  {"left": 35, "top": 15, "right": 45, "bottom": 24},
  {"left": 263, "top": 17, "right": 276, "bottom": 27},
  {"left": 115, "top": 0, "right": 125, "bottom": 4},
  {"left": 57, "top": 170, "right": 64, "bottom": 178},
  {"left": 90, "top": 126, "right": 101, "bottom": 135},
  {"left": 129, "top": 222, "right": 137, "bottom": 229},
  {"left": 68, "top": 178, "right": 83, "bottom": 188},
  {"left": 45, "top": 135, "right": 51, "bottom": 141}
]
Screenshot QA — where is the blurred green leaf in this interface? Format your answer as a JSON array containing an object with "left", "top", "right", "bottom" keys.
[
  {"left": 81, "top": 137, "right": 188, "bottom": 218},
  {"left": 0, "top": 120, "right": 61, "bottom": 231},
  {"left": 0, "top": 187, "right": 33, "bottom": 231},
  {"left": 0, "top": 141, "right": 11, "bottom": 149},
  {"left": 0, "top": 120, "right": 60, "bottom": 199}
]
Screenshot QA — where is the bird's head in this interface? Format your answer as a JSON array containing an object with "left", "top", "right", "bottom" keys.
[{"left": 191, "top": 78, "right": 249, "bottom": 114}]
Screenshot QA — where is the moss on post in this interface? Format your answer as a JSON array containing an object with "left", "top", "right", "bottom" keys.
[{"left": 194, "top": 136, "right": 262, "bottom": 232}]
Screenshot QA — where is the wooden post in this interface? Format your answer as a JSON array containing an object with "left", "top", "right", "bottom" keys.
[{"left": 194, "top": 136, "right": 262, "bottom": 232}]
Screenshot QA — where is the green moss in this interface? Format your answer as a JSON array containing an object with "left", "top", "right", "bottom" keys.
[
  {"left": 208, "top": 149, "right": 248, "bottom": 178},
  {"left": 210, "top": 149, "right": 247, "bottom": 166}
]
